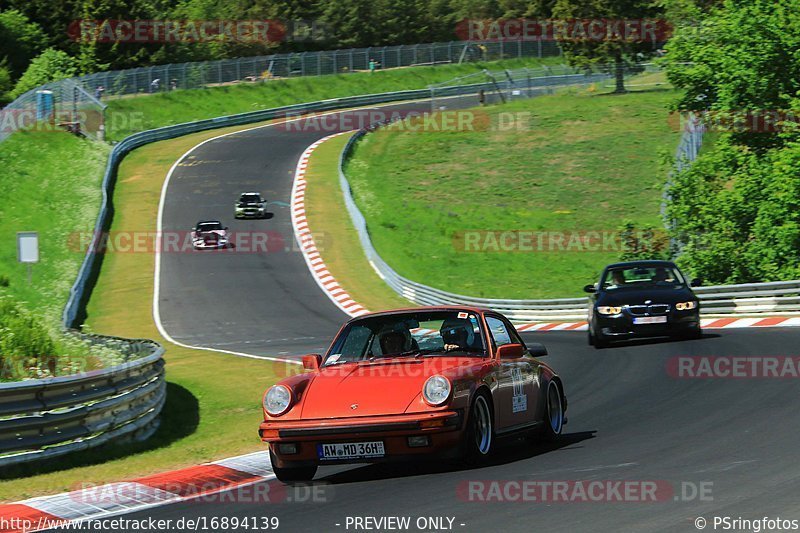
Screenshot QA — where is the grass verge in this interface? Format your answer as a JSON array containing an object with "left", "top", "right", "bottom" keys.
[
  {"left": 303, "top": 133, "right": 413, "bottom": 311},
  {"left": 0, "top": 131, "right": 109, "bottom": 323},
  {"left": 345, "top": 85, "right": 682, "bottom": 299},
  {"left": 0, "top": 121, "right": 286, "bottom": 502},
  {"left": 106, "top": 57, "right": 563, "bottom": 141}
]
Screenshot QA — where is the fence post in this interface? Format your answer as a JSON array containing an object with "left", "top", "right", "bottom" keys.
[
  {"left": 538, "top": 39, "right": 542, "bottom": 58},
  {"left": 349, "top": 49, "right": 354, "bottom": 73}
]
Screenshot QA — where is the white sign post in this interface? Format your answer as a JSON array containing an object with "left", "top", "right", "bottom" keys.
[{"left": 17, "top": 232, "right": 39, "bottom": 284}]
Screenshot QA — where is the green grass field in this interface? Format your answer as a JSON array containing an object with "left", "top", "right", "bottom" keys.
[
  {"left": 345, "top": 85, "right": 681, "bottom": 299},
  {"left": 303, "top": 133, "right": 413, "bottom": 311},
  {"left": 106, "top": 57, "right": 563, "bottom": 141},
  {"left": 0, "top": 131, "right": 109, "bottom": 322}
]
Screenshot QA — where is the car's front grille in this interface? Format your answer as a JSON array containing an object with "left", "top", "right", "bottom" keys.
[{"left": 627, "top": 304, "right": 670, "bottom": 316}]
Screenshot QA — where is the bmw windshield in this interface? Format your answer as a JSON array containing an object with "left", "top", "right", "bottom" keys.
[
  {"left": 324, "top": 310, "right": 487, "bottom": 365},
  {"left": 601, "top": 266, "right": 686, "bottom": 291}
]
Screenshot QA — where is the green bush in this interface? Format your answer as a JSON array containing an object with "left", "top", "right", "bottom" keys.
[{"left": 0, "top": 297, "right": 125, "bottom": 382}]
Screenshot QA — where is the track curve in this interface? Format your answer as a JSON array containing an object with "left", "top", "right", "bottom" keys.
[
  {"left": 156, "top": 97, "right": 476, "bottom": 357},
  {"left": 149, "top": 98, "right": 800, "bottom": 531}
]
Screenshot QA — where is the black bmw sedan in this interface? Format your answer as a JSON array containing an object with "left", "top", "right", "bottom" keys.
[{"left": 584, "top": 260, "right": 702, "bottom": 348}]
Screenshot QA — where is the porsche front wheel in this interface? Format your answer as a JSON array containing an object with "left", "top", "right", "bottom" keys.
[
  {"left": 462, "top": 392, "right": 494, "bottom": 465},
  {"left": 270, "top": 449, "right": 317, "bottom": 483}
]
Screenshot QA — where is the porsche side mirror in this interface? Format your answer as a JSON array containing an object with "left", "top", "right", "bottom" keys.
[
  {"left": 527, "top": 342, "right": 548, "bottom": 358},
  {"left": 302, "top": 354, "right": 322, "bottom": 371},
  {"left": 497, "top": 343, "right": 524, "bottom": 359},
  {"left": 691, "top": 278, "right": 702, "bottom": 287},
  {"left": 583, "top": 284, "right": 597, "bottom": 293}
]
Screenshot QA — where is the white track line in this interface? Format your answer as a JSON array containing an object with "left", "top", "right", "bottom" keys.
[{"left": 152, "top": 96, "right": 469, "bottom": 361}]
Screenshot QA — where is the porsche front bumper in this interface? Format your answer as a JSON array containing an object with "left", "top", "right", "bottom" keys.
[{"left": 260, "top": 411, "right": 463, "bottom": 467}]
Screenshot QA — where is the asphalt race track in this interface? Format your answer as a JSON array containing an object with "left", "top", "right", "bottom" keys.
[
  {"left": 147, "top": 100, "right": 800, "bottom": 531},
  {"left": 115, "top": 329, "right": 800, "bottom": 532},
  {"left": 157, "top": 97, "right": 476, "bottom": 356}
]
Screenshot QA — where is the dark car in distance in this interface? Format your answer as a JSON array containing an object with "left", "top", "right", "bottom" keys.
[
  {"left": 235, "top": 192, "right": 268, "bottom": 219},
  {"left": 584, "top": 260, "right": 702, "bottom": 348}
]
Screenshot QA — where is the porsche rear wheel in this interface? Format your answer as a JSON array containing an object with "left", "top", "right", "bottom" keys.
[
  {"left": 462, "top": 392, "right": 494, "bottom": 465},
  {"left": 270, "top": 449, "right": 317, "bottom": 484},
  {"left": 543, "top": 380, "right": 564, "bottom": 441}
]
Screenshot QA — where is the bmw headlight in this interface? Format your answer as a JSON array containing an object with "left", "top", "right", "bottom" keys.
[
  {"left": 597, "top": 306, "right": 622, "bottom": 315},
  {"left": 423, "top": 375, "right": 451, "bottom": 406},
  {"left": 264, "top": 385, "right": 292, "bottom": 416},
  {"left": 675, "top": 301, "right": 698, "bottom": 311}
]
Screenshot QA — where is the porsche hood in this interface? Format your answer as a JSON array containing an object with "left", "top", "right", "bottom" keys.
[{"left": 298, "top": 358, "right": 481, "bottom": 418}]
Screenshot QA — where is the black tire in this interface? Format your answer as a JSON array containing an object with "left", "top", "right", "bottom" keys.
[
  {"left": 542, "top": 380, "right": 565, "bottom": 441},
  {"left": 270, "top": 449, "right": 317, "bottom": 483},
  {"left": 461, "top": 391, "right": 495, "bottom": 465},
  {"left": 677, "top": 326, "right": 702, "bottom": 340}
]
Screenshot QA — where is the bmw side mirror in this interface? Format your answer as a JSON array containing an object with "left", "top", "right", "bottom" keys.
[
  {"left": 583, "top": 284, "right": 596, "bottom": 293},
  {"left": 691, "top": 278, "right": 702, "bottom": 287},
  {"left": 527, "top": 342, "right": 548, "bottom": 358}
]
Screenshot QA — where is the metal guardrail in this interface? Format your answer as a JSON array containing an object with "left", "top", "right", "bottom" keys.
[
  {"left": 0, "top": 39, "right": 563, "bottom": 144},
  {"left": 0, "top": 335, "right": 164, "bottom": 468}
]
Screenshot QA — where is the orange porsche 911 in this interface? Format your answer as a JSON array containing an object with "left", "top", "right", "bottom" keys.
[{"left": 258, "top": 306, "right": 568, "bottom": 482}]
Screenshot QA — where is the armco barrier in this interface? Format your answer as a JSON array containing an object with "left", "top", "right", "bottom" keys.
[
  {"left": 0, "top": 335, "right": 164, "bottom": 468},
  {"left": 337, "top": 125, "right": 800, "bottom": 322}
]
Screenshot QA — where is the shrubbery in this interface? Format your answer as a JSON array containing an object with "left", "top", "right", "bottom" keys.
[
  {"left": 664, "top": 0, "right": 800, "bottom": 284},
  {"left": 0, "top": 296, "right": 125, "bottom": 382}
]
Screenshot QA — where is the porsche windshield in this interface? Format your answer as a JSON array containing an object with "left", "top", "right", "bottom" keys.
[
  {"left": 324, "top": 310, "right": 487, "bottom": 364},
  {"left": 601, "top": 266, "right": 686, "bottom": 290}
]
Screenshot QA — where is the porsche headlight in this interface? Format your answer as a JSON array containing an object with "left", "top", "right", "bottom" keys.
[
  {"left": 423, "top": 375, "right": 451, "bottom": 406},
  {"left": 675, "top": 301, "right": 698, "bottom": 311},
  {"left": 264, "top": 385, "right": 292, "bottom": 416},
  {"left": 597, "top": 306, "right": 622, "bottom": 315}
]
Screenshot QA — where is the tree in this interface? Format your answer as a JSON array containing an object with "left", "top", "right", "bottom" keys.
[
  {"left": 10, "top": 48, "right": 79, "bottom": 98},
  {"left": 0, "top": 10, "right": 48, "bottom": 79},
  {"left": 664, "top": 0, "right": 800, "bottom": 152},
  {"left": 552, "top": 0, "right": 665, "bottom": 92},
  {"left": 0, "top": 64, "right": 12, "bottom": 104}
]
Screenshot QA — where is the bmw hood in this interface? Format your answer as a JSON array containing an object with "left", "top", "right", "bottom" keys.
[{"left": 596, "top": 286, "right": 696, "bottom": 307}]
